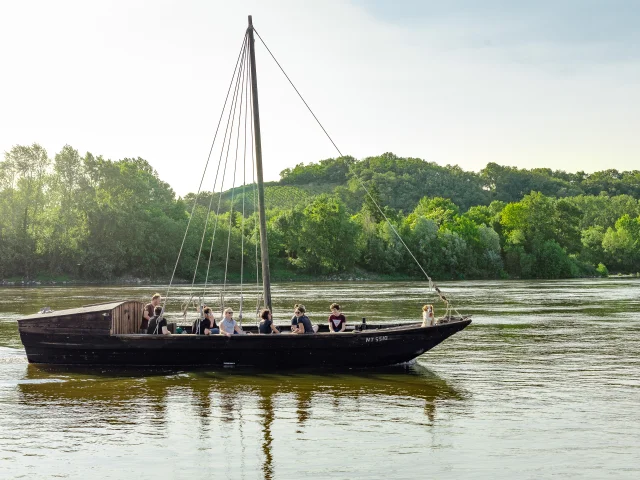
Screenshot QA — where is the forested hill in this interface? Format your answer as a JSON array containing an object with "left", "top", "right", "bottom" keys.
[
  {"left": 277, "top": 153, "right": 640, "bottom": 211},
  {"left": 2, "top": 145, "right": 640, "bottom": 283}
]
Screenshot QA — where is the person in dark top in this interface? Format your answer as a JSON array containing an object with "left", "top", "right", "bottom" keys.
[
  {"left": 291, "top": 304, "right": 314, "bottom": 334},
  {"left": 259, "top": 308, "right": 280, "bottom": 334},
  {"left": 198, "top": 307, "right": 219, "bottom": 335},
  {"left": 142, "top": 293, "right": 161, "bottom": 332},
  {"left": 147, "top": 305, "right": 171, "bottom": 335},
  {"left": 328, "top": 303, "right": 346, "bottom": 333}
]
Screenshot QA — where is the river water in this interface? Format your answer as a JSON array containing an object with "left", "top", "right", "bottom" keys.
[{"left": 1, "top": 279, "right": 639, "bottom": 479}]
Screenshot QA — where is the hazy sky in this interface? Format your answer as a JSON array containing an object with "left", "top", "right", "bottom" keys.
[{"left": 1, "top": 0, "right": 638, "bottom": 196}]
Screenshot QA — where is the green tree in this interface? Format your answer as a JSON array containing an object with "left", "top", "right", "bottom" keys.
[
  {"left": 38, "top": 145, "right": 88, "bottom": 274},
  {"left": 602, "top": 215, "right": 640, "bottom": 272},
  {"left": 1, "top": 144, "right": 50, "bottom": 277},
  {"left": 275, "top": 195, "right": 359, "bottom": 274},
  {"left": 408, "top": 197, "right": 460, "bottom": 229}
]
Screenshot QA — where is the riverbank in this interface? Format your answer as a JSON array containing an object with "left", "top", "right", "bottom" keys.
[{"left": 3, "top": 269, "right": 637, "bottom": 287}]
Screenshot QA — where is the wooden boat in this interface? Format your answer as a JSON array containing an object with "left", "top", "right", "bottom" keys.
[
  {"left": 17, "top": 16, "right": 471, "bottom": 368},
  {"left": 18, "top": 300, "right": 470, "bottom": 367}
]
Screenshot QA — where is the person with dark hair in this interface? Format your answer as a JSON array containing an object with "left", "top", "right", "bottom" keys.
[
  {"left": 259, "top": 309, "right": 280, "bottom": 334},
  {"left": 197, "top": 307, "right": 219, "bottom": 335},
  {"left": 291, "top": 304, "right": 315, "bottom": 334},
  {"left": 328, "top": 303, "right": 346, "bottom": 333},
  {"left": 147, "top": 305, "right": 171, "bottom": 335}
]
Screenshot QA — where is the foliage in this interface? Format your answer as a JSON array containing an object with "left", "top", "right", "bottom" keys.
[
  {"left": 601, "top": 214, "right": 640, "bottom": 272},
  {"left": 2, "top": 144, "right": 640, "bottom": 281},
  {"left": 280, "top": 156, "right": 355, "bottom": 185},
  {"left": 596, "top": 263, "right": 609, "bottom": 277},
  {"left": 269, "top": 195, "right": 359, "bottom": 274}
]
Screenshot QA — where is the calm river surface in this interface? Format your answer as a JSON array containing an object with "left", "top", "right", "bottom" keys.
[{"left": 1, "top": 279, "right": 639, "bottom": 479}]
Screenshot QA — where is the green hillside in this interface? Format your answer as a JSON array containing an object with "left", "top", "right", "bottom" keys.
[{"left": 2, "top": 145, "right": 640, "bottom": 282}]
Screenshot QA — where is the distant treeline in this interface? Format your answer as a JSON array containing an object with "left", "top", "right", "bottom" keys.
[{"left": 1, "top": 145, "right": 640, "bottom": 282}]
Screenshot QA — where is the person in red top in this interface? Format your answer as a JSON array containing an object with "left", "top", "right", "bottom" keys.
[{"left": 328, "top": 303, "right": 346, "bottom": 333}]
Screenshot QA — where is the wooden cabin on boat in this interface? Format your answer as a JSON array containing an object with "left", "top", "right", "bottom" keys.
[{"left": 18, "top": 301, "right": 145, "bottom": 336}]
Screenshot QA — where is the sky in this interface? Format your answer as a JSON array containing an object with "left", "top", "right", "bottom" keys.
[{"left": 1, "top": 0, "right": 638, "bottom": 196}]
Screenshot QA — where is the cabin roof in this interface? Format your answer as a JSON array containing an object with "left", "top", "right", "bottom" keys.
[{"left": 18, "top": 300, "right": 138, "bottom": 321}]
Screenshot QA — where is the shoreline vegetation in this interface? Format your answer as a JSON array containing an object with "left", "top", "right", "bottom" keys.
[
  {"left": 2, "top": 144, "right": 640, "bottom": 283},
  {"left": 3, "top": 272, "right": 640, "bottom": 288},
  {"left": 0, "top": 268, "right": 417, "bottom": 286}
]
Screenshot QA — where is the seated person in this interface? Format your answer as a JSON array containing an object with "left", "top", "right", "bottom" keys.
[
  {"left": 196, "top": 307, "right": 219, "bottom": 335},
  {"left": 219, "top": 307, "right": 245, "bottom": 337},
  {"left": 141, "top": 293, "right": 161, "bottom": 332},
  {"left": 259, "top": 308, "right": 280, "bottom": 334},
  {"left": 328, "top": 303, "right": 346, "bottom": 333},
  {"left": 422, "top": 304, "right": 435, "bottom": 327},
  {"left": 200, "top": 307, "right": 220, "bottom": 335},
  {"left": 147, "top": 306, "right": 172, "bottom": 335},
  {"left": 291, "top": 304, "right": 315, "bottom": 334}
]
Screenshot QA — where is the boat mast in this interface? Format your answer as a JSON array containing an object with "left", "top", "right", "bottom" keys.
[{"left": 247, "top": 15, "right": 272, "bottom": 311}]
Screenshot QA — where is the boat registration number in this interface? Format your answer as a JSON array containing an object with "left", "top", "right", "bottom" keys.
[{"left": 365, "top": 336, "right": 388, "bottom": 343}]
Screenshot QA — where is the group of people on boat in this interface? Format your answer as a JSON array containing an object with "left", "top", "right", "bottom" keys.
[
  {"left": 141, "top": 295, "right": 362, "bottom": 335},
  {"left": 142, "top": 293, "right": 437, "bottom": 335},
  {"left": 257, "top": 302, "right": 346, "bottom": 334}
]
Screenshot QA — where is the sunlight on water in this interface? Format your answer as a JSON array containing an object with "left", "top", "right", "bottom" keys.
[{"left": 1, "top": 279, "right": 639, "bottom": 479}]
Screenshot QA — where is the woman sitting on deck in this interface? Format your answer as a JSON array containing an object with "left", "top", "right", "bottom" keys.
[
  {"left": 291, "top": 305, "right": 315, "bottom": 334},
  {"left": 219, "top": 307, "right": 245, "bottom": 337},
  {"left": 259, "top": 309, "right": 280, "bottom": 334},
  {"left": 199, "top": 307, "right": 219, "bottom": 335}
]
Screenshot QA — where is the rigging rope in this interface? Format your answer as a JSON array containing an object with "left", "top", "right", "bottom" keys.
[
  {"left": 253, "top": 27, "right": 460, "bottom": 316},
  {"left": 222, "top": 41, "right": 249, "bottom": 321},
  {"left": 162, "top": 33, "right": 248, "bottom": 316},
  {"left": 239, "top": 41, "right": 251, "bottom": 324},
  {"left": 202, "top": 34, "right": 250, "bottom": 309},
  {"left": 249, "top": 66, "right": 263, "bottom": 320},
  {"left": 165, "top": 25, "right": 463, "bottom": 325}
]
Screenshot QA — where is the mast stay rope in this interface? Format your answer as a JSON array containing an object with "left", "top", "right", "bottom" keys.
[{"left": 253, "top": 27, "right": 461, "bottom": 317}]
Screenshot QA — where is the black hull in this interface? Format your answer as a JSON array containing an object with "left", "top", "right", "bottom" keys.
[{"left": 20, "top": 320, "right": 471, "bottom": 368}]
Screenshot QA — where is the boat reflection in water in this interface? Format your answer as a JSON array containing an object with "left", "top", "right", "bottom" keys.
[{"left": 18, "top": 364, "right": 467, "bottom": 479}]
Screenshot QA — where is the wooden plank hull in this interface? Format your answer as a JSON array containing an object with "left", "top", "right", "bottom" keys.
[{"left": 19, "top": 320, "right": 471, "bottom": 368}]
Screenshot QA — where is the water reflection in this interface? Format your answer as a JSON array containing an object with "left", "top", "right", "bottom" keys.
[
  {"left": 18, "top": 364, "right": 466, "bottom": 479},
  {"left": 258, "top": 388, "right": 275, "bottom": 480}
]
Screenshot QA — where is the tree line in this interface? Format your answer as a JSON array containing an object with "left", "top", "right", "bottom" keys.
[{"left": 1, "top": 145, "right": 639, "bottom": 282}]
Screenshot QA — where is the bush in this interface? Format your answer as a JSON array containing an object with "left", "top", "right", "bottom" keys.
[{"left": 596, "top": 263, "right": 609, "bottom": 277}]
